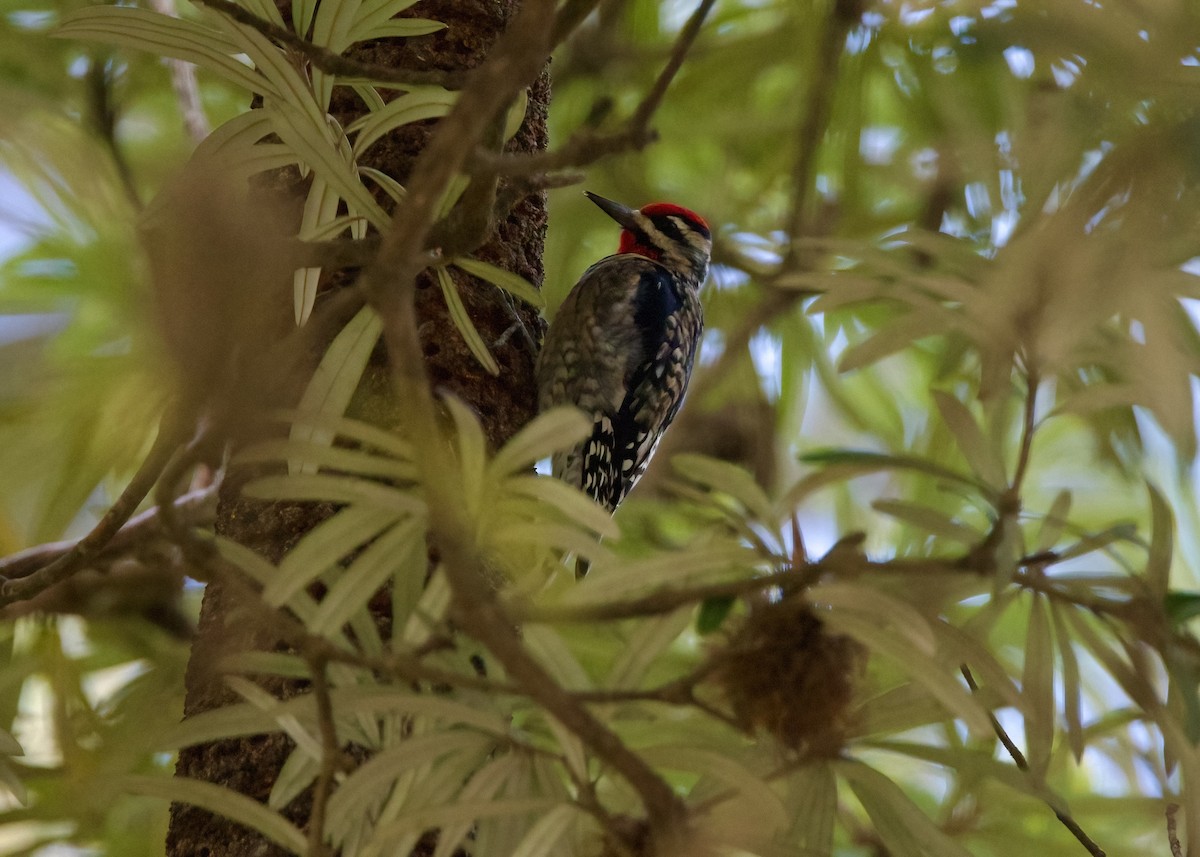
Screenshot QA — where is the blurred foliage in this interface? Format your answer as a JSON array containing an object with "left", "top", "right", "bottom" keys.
[{"left": 2, "top": 0, "right": 1200, "bottom": 855}]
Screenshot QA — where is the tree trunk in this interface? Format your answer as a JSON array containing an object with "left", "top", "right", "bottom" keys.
[{"left": 165, "top": 3, "right": 549, "bottom": 854}]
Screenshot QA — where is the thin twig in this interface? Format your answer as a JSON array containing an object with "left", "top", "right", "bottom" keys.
[
  {"left": 192, "top": 0, "right": 466, "bottom": 89},
  {"left": 149, "top": 0, "right": 211, "bottom": 142},
  {"left": 305, "top": 651, "right": 339, "bottom": 857},
  {"left": 472, "top": 0, "right": 718, "bottom": 179},
  {"left": 1166, "top": 803, "right": 1182, "bottom": 857},
  {"left": 961, "top": 666, "right": 1106, "bottom": 857},
  {"left": 0, "top": 486, "right": 216, "bottom": 583},
  {"left": 0, "top": 411, "right": 188, "bottom": 607}
]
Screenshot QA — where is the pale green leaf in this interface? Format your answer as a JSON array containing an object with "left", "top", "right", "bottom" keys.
[
  {"left": 236, "top": 439, "right": 415, "bottom": 482},
  {"left": 266, "top": 101, "right": 389, "bottom": 229},
  {"left": 672, "top": 453, "right": 774, "bottom": 523},
  {"left": 347, "top": 17, "right": 445, "bottom": 42},
  {"left": 348, "top": 89, "right": 457, "bottom": 156},
  {"left": 838, "top": 761, "right": 974, "bottom": 857},
  {"left": 932, "top": 390, "right": 1006, "bottom": 487},
  {"left": 807, "top": 582, "right": 937, "bottom": 656},
  {"left": 821, "top": 610, "right": 992, "bottom": 736},
  {"left": 310, "top": 517, "right": 425, "bottom": 636},
  {"left": 522, "top": 624, "right": 593, "bottom": 690},
  {"left": 1050, "top": 604, "right": 1085, "bottom": 762},
  {"left": 359, "top": 166, "right": 407, "bottom": 204},
  {"left": 871, "top": 498, "right": 983, "bottom": 544},
  {"left": 273, "top": 409, "right": 412, "bottom": 459},
  {"left": 269, "top": 747, "right": 319, "bottom": 810},
  {"left": 326, "top": 732, "right": 496, "bottom": 824},
  {"left": 504, "top": 475, "right": 620, "bottom": 539},
  {"left": 243, "top": 474, "right": 422, "bottom": 512},
  {"left": 489, "top": 407, "right": 590, "bottom": 478},
  {"left": 225, "top": 676, "right": 322, "bottom": 759},
  {"left": 451, "top": 256, "right": 544, "bottom": 308},
  {"left": 443, "top": 393, "right": 488, "bottom": 520},
  {"left": 1023, "top": 593, "right": 1055, "bottom": 780},
  {"left": 640, "top": 745, "right": 789, "bottom": 835},
  {"left": 289, "top": 305, "right": 383, "bottom": 465},
  {"left": 218, "top": 651, "right": 311, "bottom": 680},
  {"left": 261, "top": 505, "right": 403, "bottom": 606},
  {"left": 54, "top": 8, "right": 267, "bottom": 96},
  {"left": 508, "top": 804, "right": 579, "bottom": 857},
  {"left": 1147, "top": 481, "right": 1174, "bottom": 600},
  {"left": 606, "top": 607, "right": 693, "bottom": 689},
  {"left": 120, "top": 775, "right": 306, "bottom": 854},
  {"left": 435, "top": 266, "right": 500, "bottom": 375},
  {"left": 837, "top": 312, "right": 948, "bottom": 373},
  {"left": 786, "top": 762, "right": 836, "bottom": 856},
  {"left": 556, "top": 543, "right": 758, "bottom": 606},
  {"left": 1033, "top": 489, "right": 1072, "bottom": 553}
]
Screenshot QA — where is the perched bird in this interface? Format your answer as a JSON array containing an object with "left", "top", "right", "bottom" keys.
[{"left": 536, "top": 191, "right": 711, "bottom": 513}]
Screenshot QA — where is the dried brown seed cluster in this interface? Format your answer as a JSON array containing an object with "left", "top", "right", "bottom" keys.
[{"left": 712, "top": 598, "right": 865, "bottom": 754}]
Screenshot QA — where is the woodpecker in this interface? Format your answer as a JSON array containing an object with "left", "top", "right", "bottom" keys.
[{"left": 536, "top": 191, "right": 711, "bottom": 513}]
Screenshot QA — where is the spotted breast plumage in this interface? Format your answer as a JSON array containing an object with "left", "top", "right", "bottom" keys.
[{"left": 536, "top": 192, "right": 711, "bottom": 513}]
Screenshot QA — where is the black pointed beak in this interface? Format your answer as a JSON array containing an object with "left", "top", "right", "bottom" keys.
[{"left": 585, "top": 191, "right": 639, "bottom": 230}]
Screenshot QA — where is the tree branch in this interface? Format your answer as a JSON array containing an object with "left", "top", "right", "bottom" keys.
[
  {"left": 0, "top": 412, "right": 191, "bottom": 607},
  {"left": 471, "top": 0, "right": 718, "bottom": 179}
]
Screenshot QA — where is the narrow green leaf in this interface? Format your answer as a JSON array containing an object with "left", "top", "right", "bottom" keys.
[
  {"left": 822, "top": 611, "right": 992, "bottom": 736},
  {"left": 269, "top": 747, "right": 319, "bottom": 810},
  {"left": 508, "top": 804, "right": 578, "bottom": 857},
  {"left": 348, "top": 17, "right": 445, "bottom": 42},
  {"left": 262, "top": 506, "right": 403, "bottom": 606},
  {"left": 243, "top": 474, "right": 422, "bottom": 512},
  {"left": 443, "top": 393, "right": 488, "bottom": 521},
  {"left": 696, "top": 596, "right": 735, "bottom": 634},
  {"left": 1033, "top": 489, "right": 1072, "bottom": 553},
  {"left": 120, "top": 775, "right": 306, "bottom": 854},
  {"left": 1050, "top": 604, "right": 1085, "bottom": 761},
  {"left": 672, "top": 453, "right": 774, "bottom": 523},
  {"left": 504, "top": 475, "right": 620, "bottom": 539},
  {"left": 452, "top": 256, "right": 544, "bottom": 308},
  {"left": 434, "top": 265, "right": 500, "bottom": 374},
  {"left": 273, "top": 409, "right": 412, "bottom": 459},
  {"left": 1146, "top": 482, "right": 1174, "bottom": 600},
  {"left": 522, "top": 625, "right": 593, "bottom": 690},
  {"left": 289, "top": 305, "right": 382, "bottom": 467},
  {"left": 348, "top": 89, "right": 457, "bottom": 156},
  {"left": 838, "top": 761, "right": 973, "bottom": 857},
  {"left": 556, "top": 543, "right": 757, "bottom": 606},
  {"left": 837, "top": 312, "right": 946, "bottom": 374},
  {"left": 606, "top": 608, "right": 693, "bottom": 690},
  {"left": 326, "top": 732, "right": 495, "bottom": 823},
  {"left": 266, "top": 101, "right": 389, "bottom": 229},
  {"left": 1166, "top": 591, "right": 1200, "bottom": 625},
  {"left": 310, "top": 517, "right": 425, "bottom": 636},
  {"left": 871, "top": 498, "right": 982, "bottom": 543},
  {"left": 932, "top": 390, "right": 1006, "bottom": 487},
  {"left": 236, "top": 439, "right": 414, "bottom": 482},
  {"left": 359, "top": 166, "right": 407, "bottom": 204},
  {"left": 55, "top": 8, "right": 267, "bottom": 95},
  {"left": 225, "top": 676, "right": 321, "bottom": 759},
  {"left": 640, "top": 745, "right": 789, "bottom": 834},
  {"left": 1023, "top": 593, "right": 1055, "bottom": 780},
  {"left": 489, "top": 406, "right": 590, "bottom": 478},
  {"left": 808, "top": 582, "right": 937, "bottom": 656},
  {"left": 787, "top": 762, "right": 836, "bottom": 856}
]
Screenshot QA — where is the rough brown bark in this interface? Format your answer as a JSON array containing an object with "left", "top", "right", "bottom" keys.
[{"left": 165, "top": 3, "right": 549, "bottom": 854}]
